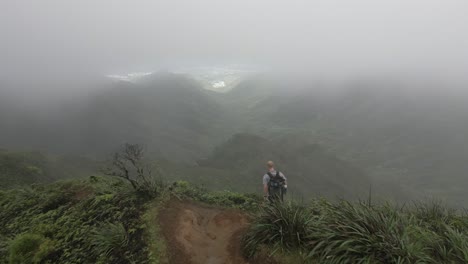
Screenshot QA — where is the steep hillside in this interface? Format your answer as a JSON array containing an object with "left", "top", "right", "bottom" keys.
[
  {"left": 0, "top": 178, "right": 153, "bottom": 263},
  {"left": 0, "top": 176, "right": 260, "bottom": 264},
  {"left": 223, "top": 78, "right": 468, "bottom": 205},
  {"left": 72, "top": 73, "right": 231, "bottom": 160},
  {"left": 0, "top": 73, "right": 233, "bottom": 161},
  {"left": 0, "top": 150, "right": 99, "bottom": 189},
  {"left": 2, "top": 176, "right": 467, "bottom": 264},
  {"left": 197, "top": 133, "right": 370, "bottom": 199},
  {"left": 2, "top": 73, "right": 468, "bottom": 205}
]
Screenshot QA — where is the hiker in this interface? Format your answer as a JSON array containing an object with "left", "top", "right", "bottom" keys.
[{"left": 263, "top": 161, "right": 287, "bottom": 202}]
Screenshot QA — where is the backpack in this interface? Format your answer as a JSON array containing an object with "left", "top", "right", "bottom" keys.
[{"left": 267, "top": 171, "right": 285, "bottom": 189}]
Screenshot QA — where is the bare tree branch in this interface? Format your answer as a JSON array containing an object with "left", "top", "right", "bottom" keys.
[{"left": 102, "top": 143, "right": 158, "bottom": 194}]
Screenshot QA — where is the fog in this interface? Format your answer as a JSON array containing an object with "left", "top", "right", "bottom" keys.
[
  {"left": 4, "top": 3, "right": 468, "bottom": 260},
  {"left": 1, "top": 0, "right": 468, "bottom": 85}
]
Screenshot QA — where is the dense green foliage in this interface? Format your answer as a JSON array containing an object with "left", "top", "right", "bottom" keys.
[
  {"left": 0, "top": 174, "right": 261, "bottom": 263},
  {"left": 7, "top": 233, "right": 55, "bottom": 264},
  {"left": 2, "top": 170, "right": 468, "bottom": 264},
  {"left": 0, "top": 177, "right": 153, "bottom": 263},
  {"left": 243, "top": 200, "right": 468, "bottom": 263}
]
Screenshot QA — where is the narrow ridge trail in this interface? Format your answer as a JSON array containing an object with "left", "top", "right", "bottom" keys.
[{"left": 159, "top": 200, "right": 250, "bottom": 264}]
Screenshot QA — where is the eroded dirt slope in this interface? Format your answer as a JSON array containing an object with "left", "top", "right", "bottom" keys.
[{"left": 159, "top": 200, "right": 249, "bottom": 264}]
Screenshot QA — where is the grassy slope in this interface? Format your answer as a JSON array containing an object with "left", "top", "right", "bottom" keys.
[
  {"left": 0, "top": 177, "right": 152, "bottom": 263},
  {"left": 1, "top": 177, "right": 468, "bottom": 263},
  {"left": 0, "top": 177, "right": 260, "bottom": 264}
]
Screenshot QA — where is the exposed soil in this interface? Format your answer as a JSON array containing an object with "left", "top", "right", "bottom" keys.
[{"left": 159, "top": 199, "right": 250, "bottom": 264}]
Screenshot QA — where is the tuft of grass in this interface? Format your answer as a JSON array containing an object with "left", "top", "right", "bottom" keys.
[
  {"left": 306, "top": 201, "right": 433, "bottom": 263},
  {"left": 242, "top": 199, "right": 468, "bottom": 264},
  {"left": 90, "top": 222, "right": 129, "bottom": 262},
  {"left": 242, "top": 201, "right": 315, "bottom": 258}
]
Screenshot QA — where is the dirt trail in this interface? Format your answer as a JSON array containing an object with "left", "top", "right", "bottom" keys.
[{"left": 159, "top": 200, "right": 250, "bottom": 264}]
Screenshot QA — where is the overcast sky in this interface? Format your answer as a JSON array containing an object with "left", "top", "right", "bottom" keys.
[{"left": 1, "top": 0, "right": 467, "bottom": 80}]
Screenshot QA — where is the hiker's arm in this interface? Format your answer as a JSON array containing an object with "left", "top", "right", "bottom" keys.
[
  {"left": 263, "top": 184, "right": 268, "bottom": 196},
  {"left": 262, "top": 175, "right": 269, "bottom": 196},
  {"left": 281, "top": 172, "right": 288, "bottom": 185}
]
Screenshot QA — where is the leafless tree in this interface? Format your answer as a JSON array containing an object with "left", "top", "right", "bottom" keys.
[{"left": 103, "top": 143, "right": 161, "bottom": 195}]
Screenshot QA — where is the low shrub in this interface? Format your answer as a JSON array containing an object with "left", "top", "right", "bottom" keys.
[
  {"left": 8, "top": 233, "right": 55, "bottom": 264},
  {"left": 170, "top": 180, "right": 260, "bottom": 210}
]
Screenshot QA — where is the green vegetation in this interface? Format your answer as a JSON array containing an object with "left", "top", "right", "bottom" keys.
[
  {"left": 1, "top": 167, "right": 468, "bottom": 263},
  {"left": 170, "top": 180, "right": 261, "bottom": 211},
  {"left": 141, "top": 200, "right": 169, "bottom": 264},
  {"left": 8, "top": 233, "right": 55, "bottom": 264},
  {"left": 243, "top": 200, "right": 468, "bottom": 263},
  {"left": 0, "top": 177, "right": 154, "bottom": 263},
  {"left": 0, "top": 173, "right": 259, "bottom": 263}
]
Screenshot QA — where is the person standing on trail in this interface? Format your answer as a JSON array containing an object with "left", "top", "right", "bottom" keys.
[{"left": 263, "top": 161, "right": 287, "bottom": 202}]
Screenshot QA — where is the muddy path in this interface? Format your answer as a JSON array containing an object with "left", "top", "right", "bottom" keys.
[{"left": 159, "top": 200, "right": 250, "bottom": 264}]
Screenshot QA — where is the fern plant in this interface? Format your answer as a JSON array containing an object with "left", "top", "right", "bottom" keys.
[{"left": 90, "top": 222, "right": 129, "bottom": 261}]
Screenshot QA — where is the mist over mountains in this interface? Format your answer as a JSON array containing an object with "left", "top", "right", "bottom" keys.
[
  {"left": 1, "top": 70, "right": 468, "bottom": 205},
  {"left": 3, "top": 1, "right": 468, "bottom": 262}
]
